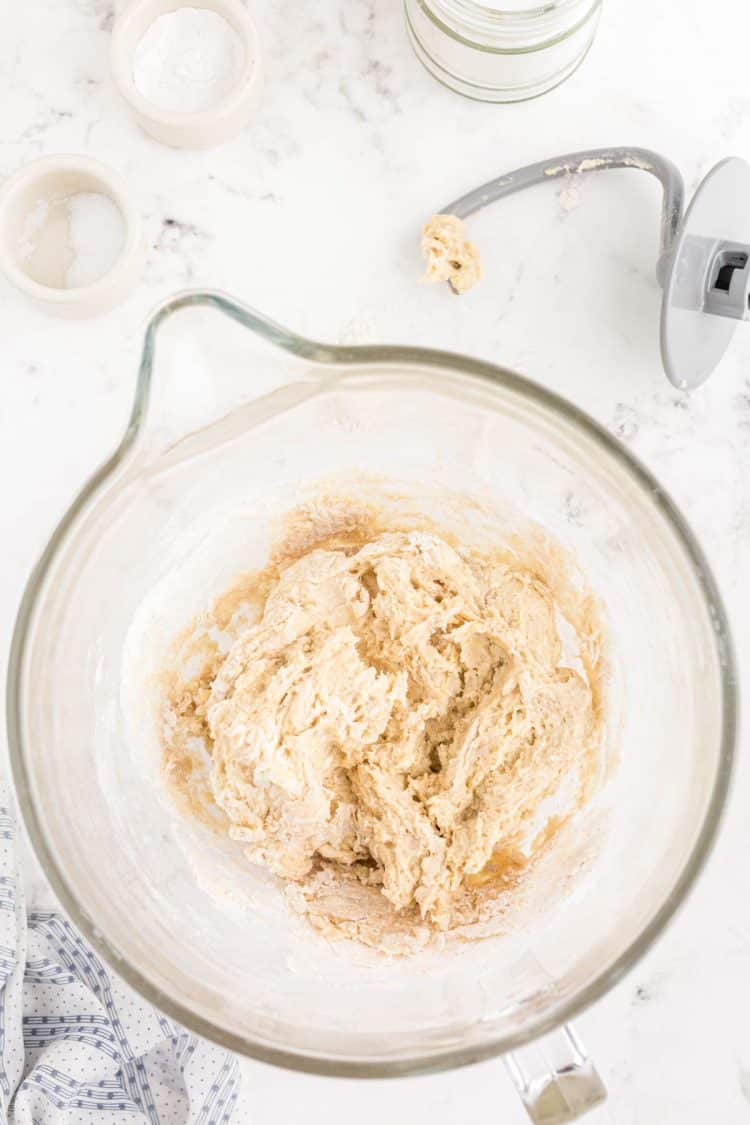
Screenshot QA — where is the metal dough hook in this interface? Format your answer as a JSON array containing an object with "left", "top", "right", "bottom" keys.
[{"left": 442, "top": 146, "right": 750, "bottom": 389}]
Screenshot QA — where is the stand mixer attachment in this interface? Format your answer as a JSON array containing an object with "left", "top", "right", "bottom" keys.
[{"left": 441, "top": 147, "right": 750, "bottom": 389}]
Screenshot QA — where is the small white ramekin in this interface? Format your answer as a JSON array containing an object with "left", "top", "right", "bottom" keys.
[
  {"left": 110, "top": 0, "right": 263, "bottom": 149},
  {"left": 0, "top": 155, "right": 144, "bottom": 318}
]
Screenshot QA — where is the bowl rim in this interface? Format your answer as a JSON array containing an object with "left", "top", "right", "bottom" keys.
[{"left": 6, "top": 288, "right": 738, "bottom": 1078}]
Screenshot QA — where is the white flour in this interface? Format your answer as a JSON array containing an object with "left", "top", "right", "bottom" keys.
[{"left": 133, "top": 7, "right": 244, "bottom": 113}]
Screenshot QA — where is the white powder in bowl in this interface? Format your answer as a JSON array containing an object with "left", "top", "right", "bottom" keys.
[
  {"left": 66, "top": 193, "right": 126, "bottom": 288},
  {"left": 133, "top": 7, "right": 245, "bottom": 114},
  {"left": 17, "top": 192, "right": 125, "bottom": 290}
]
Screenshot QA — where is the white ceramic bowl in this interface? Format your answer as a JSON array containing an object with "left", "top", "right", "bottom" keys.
[
  {"left": 111, "top": 0, "right": 263, "bottom": 149},
  {"left": 0, "top": 155, "right": 144, "bottom": 317}
]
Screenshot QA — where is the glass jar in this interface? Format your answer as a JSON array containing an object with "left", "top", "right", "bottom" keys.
[{"left": 404, "top": 0, "right": 603, "bottom": 103}]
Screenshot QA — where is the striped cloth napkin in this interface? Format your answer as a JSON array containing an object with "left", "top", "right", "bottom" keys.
[{"left": 0, "top": 785, "right": 244, "bottom": 1124}]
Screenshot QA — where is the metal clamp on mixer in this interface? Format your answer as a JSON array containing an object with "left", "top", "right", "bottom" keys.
[{"left": 441, "top": 147, "right": 750, "bottom": 389}]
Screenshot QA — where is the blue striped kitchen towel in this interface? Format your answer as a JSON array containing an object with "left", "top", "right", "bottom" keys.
[{"left": 0, "top": 786, "right": 243, "bottom": 1124}]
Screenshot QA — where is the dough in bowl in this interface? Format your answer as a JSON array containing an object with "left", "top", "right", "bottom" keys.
[{"left": 160, "top": 488, "right": 607, "bottom": 953}]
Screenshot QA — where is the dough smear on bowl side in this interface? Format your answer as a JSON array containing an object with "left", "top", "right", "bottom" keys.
[{"left": 159, "top": 491, "right": 608, "bottom": 954}]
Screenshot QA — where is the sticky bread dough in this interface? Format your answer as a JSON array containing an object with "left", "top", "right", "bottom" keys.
[
  {"left": 161, "top": 497, "right": 606, "bottom": 947},
  {"left": 421, "top": 213, "right": 481, "bottom": 294}
]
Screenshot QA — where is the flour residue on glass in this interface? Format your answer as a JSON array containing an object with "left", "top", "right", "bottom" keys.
[
  {"left": 17, "top": 192, "right": 125, "bottom": 289},
  {"left": 133, "top": 7, "right": 245, "bottom": 113}
]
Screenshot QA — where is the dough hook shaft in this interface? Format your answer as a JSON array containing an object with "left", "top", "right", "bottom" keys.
[
  {"left": 443, "top": 146, "right": 685, "bottom": 261},
  {"left": 439, "top": 147, "right": 750, "bottom": 387}
]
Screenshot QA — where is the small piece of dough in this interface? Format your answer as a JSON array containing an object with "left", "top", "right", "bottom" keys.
[{"left": 421, "top": 213, "right": 481, "bottom": 294}]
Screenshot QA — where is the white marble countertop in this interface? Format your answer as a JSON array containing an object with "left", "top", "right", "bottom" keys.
[{"left": 2, "top": 0, "right": 750, "bottom": 1121}]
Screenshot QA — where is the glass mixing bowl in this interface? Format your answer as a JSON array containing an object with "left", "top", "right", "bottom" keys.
[{"left": 7, "top": 292, "right": 736, "bottom": 1118}]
